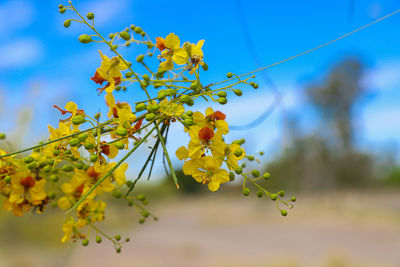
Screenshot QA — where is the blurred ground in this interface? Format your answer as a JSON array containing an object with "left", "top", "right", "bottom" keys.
[{"left": 0, "top": 191, "right": 400, "bottom": 267}]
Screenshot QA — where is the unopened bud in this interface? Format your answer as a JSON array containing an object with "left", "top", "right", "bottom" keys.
[
  {"left": 72, "top": 115, "right": 85, "bottom": 125},
  {"left": 86, "top": 12, "right": 94, "bottom": 20},
  {"left": 136, "top": 55, "right": 145, "bottom": 63},
  {"left": 63, "top": 20, "right": 71, "bottom": 28},
  {"left": 242, "top": 188, "right": 250, "bottom": 196},
  {"left": 79, "top": 34, "right": 92, "bottom": 44}
]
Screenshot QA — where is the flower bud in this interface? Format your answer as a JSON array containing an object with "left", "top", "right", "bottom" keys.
[
  {"left": 86, "top": 12, "right": 94, "bottom": 20},
  {"left": 262, "top": 172, "right": 270, "bottom": 180},
  {"left": 24, "top": 156, "right": 34, "bottom": 164},
  {"left": 142, "top": 74, "right": 150, "bottom": 81},
  {"left": 112, "top": 190, "right": 122, "bottom": 198},
  {"left": 136, "top": 54, "right": 145, "bottom": 63},
  {"left": 90, "top": 154, "right": 98, "bottom": 162},
  {"left": 135, "top": 103, "right": 147, "bottom": 112},
  {"left": 62, "top": 165, "right": 74, "bottom": 172},
  {"left": 270, "top": 194, "right": 277, "bottom": 201},
  {"left": 137, "top": 194, "right": 146, "bottom": 201},
  {"left": 125, "top": 237, "right": 130, "bottom": 242},
  {"left": 115, "top": 235, "right": 121, "bottom": 241},
  {"left": 233, "top": 89, "right": 242, "bottom": 96},
  {"left": 227, "top": 72, "right": 233, "bottom": 78},
  {"left": 138, "top": 218, "right": 145, "bottom": 224},
  {"left": 94, "top": 112, "right": 101, "bottom": 120},
  {"left": 44, "top": 165, "right": 52, "bottom": 173},
  {"left": 291, "top": 197, "right": 296, "bottom": 202},
  {"left": 59, "top": 8, "right": 66, "bottom": 14},
  {"left": 247, "top": 155, "right": 255, "bottom": 161},
  {"left": 128, "top": 200, "right": 134, "bottom": 206},
  {"left": 0, "top": 133, "right": 5, "bottom": 140},
  {"left": 234, "top": 166, "right": 242, "bottom": 174},
  {"left": 145, "top": 113, "right": 156, "bottom": 121},
  {"left": 242, "top": 188, "right": 250, "bottom": 196},
  {"left": 180, "top": 95, "right": 190, "bottom": 103},
  {"left": 280, "top": 210, "right": 288, "bottom": 216},
  {"left": 202, "top": 63, "right": 208, "bottom": 71},
  {"left": 217, "top": 91, "right": 227, "bottom": 98},
  {"left": 147, "top": 104, "right": 160, "bottom": 113},
  {"left": 141, "top": 210, "right": 150, "bottom": 218},
  {"left": 229, "top": 171, "right": 235, "bottom": 181},
  {"left": 53, "top": 150, "right": 60, "bottom": 156},
  {"left": 233, "top": 148, "right": 243, "bottom": 157},
  {"left": 257, "top": 191, "right": 263, "bottom": 198},
  {"left": 84, "top": 142, "right": 95, "bottom": 150},
  {"left": 114, "top": 142, "right": 125, "bottom": 150},
  {"left": 278, "top": 190, "right": 285, "bottom": 197},
  {"left": 49, "top": 174, "right": 59, "bottom": 182},
  {"left": 69, "top": 138, "right": 80, "bottom": 147},
  {"left": 79, "top": 34, "right": 92, "bottom": 44},
  {"left": 157, "top": 90, "right": 166, "bottom": 101},
  {"left": 82, "top": 239, "right": 89, "bottom": 246},
  {"left": 63, "top": 20, "right": 71, "bottom": 28},
  {"left": 187, "top": 99, "right": 194, "bottom": 106},
  {"left": 116, "top": 248, "right": 122, "bottom": 253},
  {"left": 96, "top": 236, "right": 102, "bottom": 244},
  {"left": 183, "top": 119, "right": 193, "bottom": 126},
  {"left": 252, "top": 83, "right": 259, "bottom": 89},
  {"left": 190, "top": 81, "right": 202, "bottom": 91},
  {"left": 108, "top": 33, "right": 115, "bottom": 39},
  {"left": 119, "top": 31, "right": 130, "bottom": 41},
  {"left": 116, "top": 128, "right": 128, "bottom": 136},
  {"left": 134, "top": 27, "right": 142, "bottom": 34},
  {"left": 165, "top": 89, "right": 175, "bottom": 96},
  {"left": 217, "top": 98, "right": 227, "bottom": 105},
  {"left": 251, "top": 169, "right": 260, "bottom": 178},
  {"left": 72, "top": 115, "right": 85, "bottom": 125},
  {"left": 4, "top": 175, "right": 11, "bottom": 183}
]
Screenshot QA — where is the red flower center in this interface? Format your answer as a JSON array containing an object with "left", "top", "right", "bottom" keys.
[
  {"left": 20, "top": 176, "right": 35, "bottom": 189},
  {"left": 207, "top": 111, "right": 226, "bottom": 121},
  {"left": 198, "top": 127, "right": 214, "bottom": 142},
  {"left": 87, "top": 166, "right": 100, "bottom": 179}
]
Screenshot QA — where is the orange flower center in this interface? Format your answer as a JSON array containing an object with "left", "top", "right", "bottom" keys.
[
  {"left": 87, "top": 166, "right": 100, "bottom": 179},
  {"left": 20, "top": 176, "right": 35, "bottom": 189},
  {"left": 207, "top": 111, "right": 226, "bottom": 121},
  {"left": 198, "top": 127, "right": 214, "bottom": 142}
]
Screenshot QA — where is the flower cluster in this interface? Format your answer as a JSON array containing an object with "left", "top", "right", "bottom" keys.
[{"left": 0, "top": 1, "right": 295, "bottom": 252}]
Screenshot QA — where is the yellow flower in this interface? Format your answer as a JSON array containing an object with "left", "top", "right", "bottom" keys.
[
  {"left": 187, "top": 40, "right": 205, "bottom": 74},
  {"left": 158, "top": 33, "right": 188, "bottom": 72},
  {"left": 105, "top": 92, "right": 136, "bottom": 126},
  {"left": 192, "top": 107, "right": 229, "bottom": 134},
  {"left": 9, "top": 172, "right": 46, "bottom": 206},
  {"left": 187, "top": 126, "right": 226, "bottom": 159},
  {"left": 159, "top": 99, "right": 185, "bottom": 117},
  {"left": 61, "top": 218, "right": 75, "bottom": 243},
  {"left": 225, "top": 143, "right": 246, "bottom": 170},
  {"left": 91, "top": 51, "right": 129, "bottom": 93},
  {"left": 184, "top": 156, "right": 229, "bottom": 191}
]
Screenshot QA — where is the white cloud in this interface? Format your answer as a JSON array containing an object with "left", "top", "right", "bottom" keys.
[
  {"left": 0, "top": 0, "right": 35, "bottom": 34},
  {"left": 363, "top": 60, "right": 400, "bottom": 91},
  {"left": 81, "top": 0, "right": 131, "bottom": 27},
  {"left": 0, "top": 38, "right": 44, "bottom": 69}
]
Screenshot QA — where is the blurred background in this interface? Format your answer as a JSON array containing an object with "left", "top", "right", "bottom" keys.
[{"left": 1, "top": 0, "right": 400, "bottom": 266}]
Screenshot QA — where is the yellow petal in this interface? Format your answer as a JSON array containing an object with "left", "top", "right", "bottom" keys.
[
  {"left": 164, "top": 33, "right": 180, "bottom": 50},
  {"left": 159, "top": 58, "right": 174, "bottom": 72},
  {"left": 176, "top": 146, "right": 189, "bottom": 160},
  {"left": 57, "top": 197, "right": 71, "bottom": 210},
  {"left": 172, "top": 48, "right": 188, "bottom": 65}
]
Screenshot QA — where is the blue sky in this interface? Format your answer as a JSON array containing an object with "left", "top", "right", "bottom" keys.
[{"left": 1, "top": 0, "right": 400, "bottom": 175}]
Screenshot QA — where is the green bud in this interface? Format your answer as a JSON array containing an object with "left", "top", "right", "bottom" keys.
[
  {"left": 58, "top": 4, "right": 63, "bottom": 9},
  {"left": 96, "top": 236, "right": 102, "bottom": 244},
  {"left": 125, "top": 180, "right": 133, "bottom": 188},
  {"left": 126, "top": 72, "right": 134, "bottom": 79},
  {"left": 82, "top": 239, "right": 89, "bottom": 246},
  {"left": 118, "top": 31, "right": 130, "bottom": 41},
  {"left": 147, "top": 104, "right": 160, "bottom": 113},
  {"left": 229, "top": 171, "right": 235, "bottom": 181},
  {"left": 270, "top": 194, "right": 277, "bottom": 201},
  {"left": 242, "top": 188, "right": 250, "bottom": 196},
  {"left": 75, "top": 163, "right": 83, "bottom": 170},
  {"left": 262, "top": 172, "right": 270, "bottom": 180},
  {"left": 190, "top": 81, "right": 202, "bottom": 91},
  {"left": 157, "top": 91, "right": 166, "bottom": 101},
  {"left": 136, "top": 54, "right": 145, "bottom": 63},
  {"left": 186, "top": 110, "right": 193, "bottom": 116},
  {"left": 183, "top": 119, "right": 193, "bottom": 126},
  {"left": 62, "top": 165, "right": 74, "bottom": 172},
  {"left": 130, "top": 24, "right": 135, "bottom": 30},
  {"left": 217, "top": 98, "right": 227, "bottom": 105},
  {"left": 139, "top": 218, "right": 145, "bottom": 224},
  {"left": 217, "top": 91, "right": 227, "bottom": 98},
  {"left": 291, "top": 197, "right": 296, "bottom": 202},
  {"left": 180, "top": 95, "right": 191, "bottom": 103},
  {"left": 114, "top": 142, "right": 125, "bottom": 150},
  {"left": 115, "top": 235, "right": 121, "bottom": 241},
  {"left": 257, "top": 191, "right": 263, "bottom": 198},
  {"left": 111, "top": 44, "right": 118, "bottom": 51},
  {"left": 49, "top": 174, "right": 59, "bottom": 182},
  {"left": 116, "top": 128, "right": 128, "bottom": 136},
  {"left": 63, "top": 20, "right": 71, "bottom": 28},
  {"left": 125, "top": 237, "right": 130, "bottom": 242},
  {"left": 134, "top": 26, "right": 142, "bottom": 34},
  {"left": 135, "top": 103, "right": 147, "bottom": 112},
  {"left": 108, "top": 33, "right": 115, "bottom": 39},
  {"left": 141, "top": 210, "right": 150, "bottom": 218},
  {"left": 233, "top": 148, "right": 243, "bottom": 157},
  {"left": 227, "top": 72, "right": 233, "bottom": 78},
  {"left": 141, "top": 32, "right": 146, "bottom": 37},
  {"left": 247, "top": 155, "right": 255, "bottom": 161},
  {"left": 142, "top": 74, "right": 150, "bottom": 81},
  {"left": 137, "top": 194, "right": 146, "bottom": 201},
  {"left": 86, "top": 12, "right": 94, "bottom": 20},
  {"left": 202, "top": 63, "right": 208, "bottom": 71},
  {"left": 48, "top": 191, "right": 56, "bottom": 199},
  {"left": 53, "top": 150, "right": 60, "bottom": 156},
  {"left": 69, "top": 138, "right": 80, "bottom": 147},
  {"left": 128, "top": 200, "right": 134, "bottom": 206},
  {"left": 278, "top": 190, "right": 285, "bottom": 197},
  {"left": 251, "top": 169, "right": 260, "bottom": 178},
  {"left": 233, "top": 89, "right": 243, "bottom": 96},
  {"left": 78, "top": 133, "right": 88, "bottom": 142},
  {"left": 84, "top": 142, "right": 95, "bottom": 150},
  {"left": 280, "top": 210, "right": 288, "bottom": 216},
  {"left": 79, "top": 34, "right": 92, "bottom": 44},
  {"left": 43, "top": 165, "right": 52, "bottom": 173},
  {"left": 116, "top": 248, "right": 122, "bottom": 253},
  {"left": 253, "top": 83, "right": 259, "bottom": 89},
  {"left": 0, "top": 133, "right": 5, "bottom": 140},
  {"left": 145, "top": 113, "right": 156, "bottom": 121},
  {"left": 94, "top": 113, "right": 101, "bottom": 120},
  {"left": 72, "top": 115, "right": 85, "bottom": 125},
  {"left": 59, "top": 8, "right": 66, "bottom": 14},
  {"left": 112, "top": 190, "right": 122, "bottom": 198},
  {"left": 187, "top": 99, "right": 194, "bottom": 106},
  {"left": 24, "top": 156, "right": 34, "bottom": 164},
  {"left": 4, "top": 175, "right": 11, "bottom": 183},
  {"left": 234, "top": 166, "right": 243, "bottom": 174},
  {"left": 148, "top": 52, "right": 153, "bottom": 57}
]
